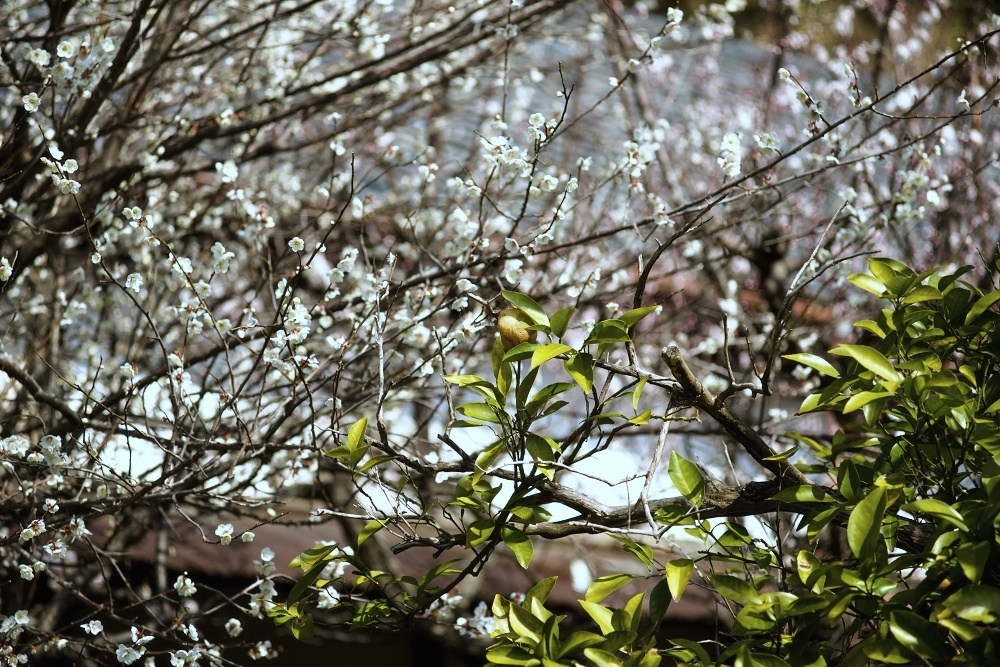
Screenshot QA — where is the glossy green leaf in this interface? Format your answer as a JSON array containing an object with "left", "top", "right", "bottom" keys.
[
  {"left": 468, "top": 519, "right": 496, "bottom": 547},
  {"left": 502, "top": 290, "right": 550, "bottom": 327},
  {"left": 832, "top": 344, "right": 901, "bottom": 382},
  {"left": 347, "top": 417, "right": 368, "bottom": 449},
  {"left": 847, "top": 486, "right": 887, "bottom": 560},
  {"left": 900, "top": 498, "right": 968, "bottom": 531},
  {"left": 665, "top": 558, "right": 694, "bottom": 601},
  {"left": 502, "top": 526, "right": 533, "bottom": 568},
  {"left": 712, "top": 573, "right": 761, "bottom": 605},
  {"left": 957, "top": 541, "right": 990, "bottom": 584},
  {"left": 578, "top": 600, "right": 615, "bottom": 634},
  {"left": 844, "top": 390, "right": 893, "bottom": 413},
  {"left": 887, "top": 610, "right": 945, "bottom": 662},
  {"left": 648, "top": 578, "right": 671, "bottom": 633},
  {"left": 632, "top": 375, "right": 648, "bottom": 411},
  {"left": 618, "top": 305, "right": 659, "bottom": 328},
  {"left": 357, "top": 518, "right": 384, "bottom": 547},
  {"left": 943, "top": 585, "right": 1000, "bottom": 623},
  {"left": 487, "top": 644, "right": 542, "bottom": 666},
  {"left": 847, "top": 272, "right": 886, "bottom": 296},
  {"left": 457, "top": 402, "right": 501, "bottom": 423},
  {"left": 532, "top": 343, "right": 574, "bottom": 368},
  {"left": 585, "top": 573, "right": 635, "bottom": 603},
  {"left": 668, "top": 451, "right": 705, "bottom": 508},
  {"left": 783, "top": 353, "right": 841, "bottom": 378},
  {"left": 901, "top": 285, "right": 943, "bottom": 303},
  {"left": 583, "top": 648, "right": 622, "bottom": 667},
  {"left": 965, "top": 289, "right": 1000, "bottom": 324},
  {"left": 550, "top": 307, "right": 575, "bottom": 339},
  {"left": 557, "top": 631, "right": 605, "bottom": 660},
  {"left": 564, "top": 352, "right": 594, "bottom": 392}
]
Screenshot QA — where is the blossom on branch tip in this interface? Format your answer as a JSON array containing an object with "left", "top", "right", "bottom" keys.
[{"left": 22, "top": 93, "right": 40, "bottom": 112}]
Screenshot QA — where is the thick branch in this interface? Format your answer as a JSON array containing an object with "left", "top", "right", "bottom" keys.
[
  {"left": 661, "top": 345, "right": 808, "bottom": 487},
  {"left": 0, "top": 356, "right": 84, "bottom": 430}
]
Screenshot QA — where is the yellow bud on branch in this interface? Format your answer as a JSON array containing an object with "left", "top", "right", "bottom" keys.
[{"left": 497, "top": 308, "right": 538, "bottom": 351}]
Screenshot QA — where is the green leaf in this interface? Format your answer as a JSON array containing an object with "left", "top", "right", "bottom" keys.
[
  {"left": 712, "top": 573, "right": 761, "bottom": 605},
  {"left": 843, "top": 390, "right": 893, "bottom": 413},
  {"left": 783, "top": 353, "right": 841, "bottom": 378},
  {"left": 502, "top": 290, "right": 550, "bottom": 327},
  {"left": 557, "top": 631, "right": 605, "bottom": 660},
  {"left": 487, "top": 644, "right": 542, "bottom": 666},
  {"left": 458, "top": 402, "right": 502, "bottom": 423},
  {"left": 770, "top": 485, "right": 835, "bottom": 503},
  {"left": 965, "top": 289, "right": 1000, "bottom": 325},
  {"left": 474, "top": 439, "right": 505, "bottom": 481},
  {"left": 668, "top": 638, "right": 712, "bottom": 666},
  {"left": 665, "top": 559, "right": 694, "bottom": 601},
  {"left": 532, "top": 343, "right": 574, "bottom": 368},
  {"left": 847, "top": 272, "right": 886, "bottom": 296},
  {"left": 347, "top": 417, "right": 368, "bottom": 449},
  {"left": 832, "top": 344, "right": 901, "bottom": 383},
  {"left": 287, "top": 559, "right": 328, "bottom": 605},
  {"left": 648, "top": 578, "right": 671, "bottom": 633},
  {"left": 628, "top": 408, "right": 652, "bottom": 425},
  {"left": 583, "top": 648, "right": 622, "bottom": 667},
  {"left": 585, "top": 574, "right": 635, "bottom": 603},
  {"left": 564, "top": 353, "right": 594, "bottom": 392},
  {"left": 956, "top": 541, "right": 991, "bottom": 584},
  {"left": 578, "top": 600, "right": 615, "bottom": 634},
  {"left": 508, "top": 601, "right": 544, "bottom": 642},
  {"left": 618, "top": 305, "right": 659, "bottom": 328},
  {"left": 854, "top": 319, "right": 887, "bottom": 338},
  {"left": 550, "top": 307, "right": 575, "bottom": 338},
  {"left": 887, "top": 610, "right": 946, "bottom": 662},
  {"left": 468, "top": 519, "right": 496, "bottom": 547},
  {"left": 747, "top": 654, "right": 791, "bottom": 667},
  {"left": 357, "top": 519, "right": 384, "bottom": 547},
  {"left": 525, "top": 577, "right": 558, "bottom": 607},
  {"left": 291, "top": 613, "right": 314, "bottom": 640},
  {"left": 668, "top": 451, "right": 705, "bottom": 508},
  {"left": 444, "top": 373, "right": 489, "bottom": 386},
  {"left": 503, "top": 341, "right": 541, "bottom": 364},
  {"left": 901, "top": 285, "right": 943, "bottom": 303},
  {"left": 502, "top": 527, "right": 533, "bottom": 568},
  {"left": 847, "top": 486, "right": 887, "bottom": 560},
  {"left": 900, "top": 498, "right": 968, "bottom": 531},
  {"left": 632, "top": 375, "right": 648, "bottom": 411},
  {"left": 943, "top": 585, "right": 1000, "bottom": 623}
]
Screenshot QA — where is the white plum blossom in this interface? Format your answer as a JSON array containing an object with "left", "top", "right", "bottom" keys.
[
  {"left": 753, "top": 132, "right": 779, "bottom": 156},
  {"left": 0, "top": 257, "right": 12, "bottom": 281},
  {"left": 718, "top": 131, "right": 743, "bottom": 179},
  {"left": 19, "top": 519, "right": 45, "bottom": 542},
  {"left": 211, "top": 242, "right": 235, "bottom": 273},
  {"left": 174, "top": 573, "right": 197, "bottom": 597},
  {"left": 125, "top": 273, "right": 143, "bottom": 293},
  {"left": 56, "top": 41, "right": 75, "bottom": 58},
  {"left": 225, "top": 618, "right": 243, "bottom": 637},
  {"left": 81, "top": 620, "right": 104, "bottom": 635},
  {"left": 215, "top": 160, "right": 239, "bottom": 183},
  {"left": 116, "top": 645, "right": 145, "bottom": 665},
  {"left": 215, "top": 523, "right": 234, "bottom": 545},
  {"left": 288, "top": 237, "right": 305, "bottom": 252},
  {"left": 957, "top": 89, "right": 971, "bottom": 112},
  {"left": 316, "top": 586, "right": 342, "bottom": 609},
  {"left": 22, "top": 93, "right": 40, "bottom": 112}
]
